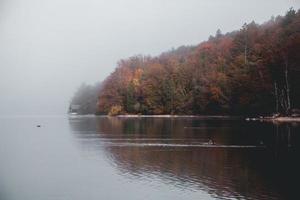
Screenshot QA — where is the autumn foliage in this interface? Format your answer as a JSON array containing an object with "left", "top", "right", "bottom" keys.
[{"left": 72, "top": 9, "right": 300, "bottom": 116}]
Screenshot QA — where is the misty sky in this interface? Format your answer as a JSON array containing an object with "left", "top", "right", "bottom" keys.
[{"left": 0, "top": 0, "right": 299, "bottom": 115}]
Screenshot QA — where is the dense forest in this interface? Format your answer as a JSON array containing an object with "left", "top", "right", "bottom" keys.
[{"left": 70, "top": 9, "right": 300, "bottom": 116}]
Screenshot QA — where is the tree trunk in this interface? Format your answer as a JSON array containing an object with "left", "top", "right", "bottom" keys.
[
  {"left": 274, "top": 82, "right": 279, "bottom": 113},
  {"left": 284, "top": 60, "right": 291, "bottom": 113}
]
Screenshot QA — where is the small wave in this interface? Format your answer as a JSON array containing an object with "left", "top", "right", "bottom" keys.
[
  {"left": 77, "top": 138, "right": 202, "bottom": 141},
  {"left": 184, "top": 127, "right": 231, "bottom": 129},
  {"left": 102, "top": 142, "right": 265, "bottom": 148}
]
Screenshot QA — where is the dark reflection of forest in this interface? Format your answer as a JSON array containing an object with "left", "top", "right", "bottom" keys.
[{"left": 69, "top": 117, "right": 300, "bottom": 200}]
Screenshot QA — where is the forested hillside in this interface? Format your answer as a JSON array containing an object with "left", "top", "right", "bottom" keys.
[{"left": 71, "top": 9, "right": 300, "bottom": 116}]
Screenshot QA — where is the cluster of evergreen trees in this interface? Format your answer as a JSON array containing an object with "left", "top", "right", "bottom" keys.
[{"left": 71, "top": 9, "right": 300, "bottom": 116}]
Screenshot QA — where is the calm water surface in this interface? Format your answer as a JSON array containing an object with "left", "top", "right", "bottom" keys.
[{"left": 0, "top": 115, "right": 299, "bottom": 200}]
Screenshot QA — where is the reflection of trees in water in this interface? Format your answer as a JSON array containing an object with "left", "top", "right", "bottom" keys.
[
  {"left": 69, "top": 117, "right": 300, "bottom": 200},
  {"left": 270, "top": 123, "right": 300, "bottom": 159},
  {"left": 106, "top": 146, "right": 278, "bottom": 199},
  {"left": 93, "top": 117, "right": 266, "bottom": 144}
]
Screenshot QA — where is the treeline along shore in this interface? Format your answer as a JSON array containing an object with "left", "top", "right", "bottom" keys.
[{"left": 70, "top": 9, "right": 300, "bottom": 117}]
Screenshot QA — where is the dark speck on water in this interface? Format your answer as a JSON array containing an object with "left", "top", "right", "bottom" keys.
[{"left": 0, "top": 115, "right": 299, "bottom": 200}]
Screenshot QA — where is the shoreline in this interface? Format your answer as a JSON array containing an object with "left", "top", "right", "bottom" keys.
[
  {"left": 70, "top": 114, "right": 300, "bottom": 123},
  {"left": 70, "top": 113, "right": 242, "bottom": 119},
  {"left": 246, "top": 116, "right": 300, "bottom": 123},
  {"left": 114, "top": 114, "right": 240, "bottom": 119},
  {"left": 273, "top": 117, "right": 300, "bottom": 122}
]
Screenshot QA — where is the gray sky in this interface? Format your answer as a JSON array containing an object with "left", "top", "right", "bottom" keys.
[{"left": 0, "top": 0, "right": 299, "bottom": 115}]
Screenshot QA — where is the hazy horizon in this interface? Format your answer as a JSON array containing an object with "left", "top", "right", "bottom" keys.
[{"left": 0, "top": 0, "right": 299, "bottom": 115}]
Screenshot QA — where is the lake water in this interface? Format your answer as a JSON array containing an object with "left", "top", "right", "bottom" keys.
[{"left": 0, "top": 115, "right": 299, "bottom": 200}]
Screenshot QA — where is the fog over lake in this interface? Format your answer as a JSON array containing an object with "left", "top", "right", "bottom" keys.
[
  {"left": 1, "top": 2, "right": 300, "bottom": 199},
  {"left": 0, "top": 0, "right": 299, "bottom": 115},
  {"left": 1, "top": 115, "right": 299, "bottom": 200}
]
